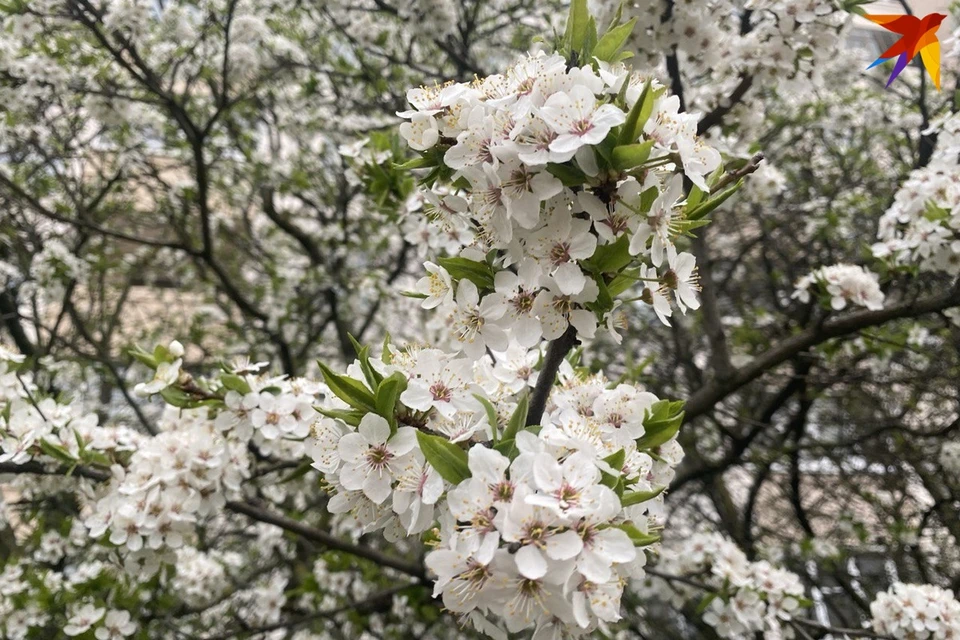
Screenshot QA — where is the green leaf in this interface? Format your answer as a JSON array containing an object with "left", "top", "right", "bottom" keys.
[
  {"left": 220, "top": 373, "right": 251, "bottom": 395},
  {"left": 612, "top": 140, "right": 655, "bottom": 171},
  {"left": 375, "top": 372, "right": 407, "bottom": 433},
  {"left": 347, "top": 334, "right": 364, "bottom": 359},
  {"left": 473, "top": 394, "right": 500, "bottom": 439},
  {"left": 586, "top": 235, "right": 632, "bottom": 275},
  {"left": 593, "top": 132, "right": 618, "bottom": 168},
  {"left": 677, "top": 218, "right": 713, "bottom": 236},
  {"left": 160, "top": 387, "right": 197, "bottom": 408},
  {"left": 546, "top": 162, "right": 589, "bottom": 187},
  {"left": 590, "top": 275, "right": 614, "bottom": 316},
  {"left": 636, "top": 400, "right": 684, "bottom": 450},
  {"left": 504, "top": 392, "right": 529, "bottom": 441},
  {"left": 437, "top": 256, "right": 496, "bottom": 290},
  {"left": 686, "top": 180, "right": 743, "bottom": 220},
  {"left": 695, "top": 592, "right": 718, "bottom": 615},
  {"left": 394, "top": 155, "right": 438, "bottom": 170},
  {"left": 619, "top": 522, "right": 661, "bottom": 546},
  {"left": 600, "top": 448, "right": 625, "bottom": 488},
  {"left": 318, "top": 362, "right": 377, "bottom": 413},
  {"left": 592, "top": 17, "right": 637, "bottom": 62},
  {"left": 316, "top": 408, "right": 366, "bottom": 427},
  {"left": 416, "top": 431, "right": 470, "bottom": 484},
  {"left": 608, "top": 267, "right": 640, "bottom": 297},
  {"left": 603, "top": 448, "right": 626, "bottom": 471},
  {"left": 685, "top": 183, "right": 705, "bottom": 213},
  {"left": 350, "top": 339, "right": 383, "bottom": 390},
  {"left": 621, "top": 485, "right": 665, "bottom": 507},
  {"left": 638, "top": 185, "right": 659, "bottom": 213},
  {"left": 83, "top": 450, "right": 113, "bottom": 468},
  {"left": 582, "top": 15, "right": 598, "bottom": 60},
  {"left": 39, "top": 439, "right": 76, "bottom": 464},
  {"left": 619, "top": 77, "right": 653, "bottom": 145},
  {"left": 128, "top": 346, "right": 158, "bottom": 369},
  {"left": 566, "top": 0, "right": 590, "bottom": 54},
  {"left": 494, "top": 437, "right": 516, "bottom": 459},
  {"left": 381, "top": 332, "right": 393, "bottom": 364}
]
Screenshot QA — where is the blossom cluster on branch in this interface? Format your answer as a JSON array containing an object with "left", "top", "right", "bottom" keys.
[
  {"left": 871, "top": 583, "right": 960, "bottom": 639},
  {"left": 873, "top": 113, "right": 960, "bottom": 275},
  {"left": 792, "top": 263, "right": 885, "bottom": 311},
  {"left": 281, "top": 6, "right": 766, "bottom": 636},
  {"left": 642, "top": 532, "right": 808, "bottom": 639}
]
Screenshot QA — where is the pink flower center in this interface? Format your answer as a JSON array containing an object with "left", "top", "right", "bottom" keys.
[
  {"left": 430, "top": 381, "right": 452, "bottom": 402},
  {"left": 365, "top": 445, "right": 393, "bottom": 470}
]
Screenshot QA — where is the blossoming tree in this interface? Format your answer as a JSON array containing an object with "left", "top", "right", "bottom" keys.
[{"left": 3, "top": 0, "right": 960, "bottom": 638}]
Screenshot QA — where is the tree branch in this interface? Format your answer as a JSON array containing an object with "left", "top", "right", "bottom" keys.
[
  {"left": 685, "top": 281, "right": 960, "bottom": 420},
  {"left": 224, "top": 500, "right": 427, "bottom": 581},
  {"left": 526, "top": 325, "right": 579, "bottom": 427}
]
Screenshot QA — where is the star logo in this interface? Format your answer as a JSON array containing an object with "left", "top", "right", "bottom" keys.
[{"left": 865, "top": 12, "right": 947, "bottom": 90}]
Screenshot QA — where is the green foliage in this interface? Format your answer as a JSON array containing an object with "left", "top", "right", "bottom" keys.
[
  {"left": 636, "top": 400, "right": 685, "bottom": 451},
  {"left": 415, "top": 431, "right": 470, "bottom": 484},
  {"left": 318, "top": 362, "right": 377, "bottom": 413},
  {"left": 437, "top": 256, "right": 496, "bottom": 290}
]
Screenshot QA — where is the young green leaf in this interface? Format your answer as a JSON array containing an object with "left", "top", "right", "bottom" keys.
[
  {"left": 686, "top": 180, "right": 743, "bottom": 220},
  {"left": 546, "top": 162, "right": 589, "bottom": 187},
  {"left": 618, "top": 77, "right": 653, "bottom": 145},
  {"left": 128, "top": 346, "right": 158, "bottom": 369},
  {"left": 636, "top": 405, "right": 684, "bottom": 451},
  {"left": 612, "top": 140, "right": 655, "bottom": 171},
  {"left": 437, "top": 256, "right": 496, "bottom": 290},
  {"left": 620, "top": 485, "right": 666, "bottom": 507},
  {"left": 586, "top": 235, "right": 632, "bottom": 275},
  {"left": 220, "top": 373, "right": 251, "bottom": 395},
  {"left": 316, "top": 407, "right": 366, "bottom": 427},
  {"left": 566, "top": 0, "right": 590, "bottom": 54},
  {"left": 317, "top": 362, "right": 377, "bottom": 413},
  {"left": 619, "top": 522, "right": 661, "bottom": 546},
  {"left": 503, "top": 392, "right": 530, "bottom": 441},
  {"left": 592, "top": 17, "right": 637, "bottom": 62},
  {"left": 375, "top": 372, "right": 407, "bottom": 433},
  {"left": 473, "top": 394, "right": 500, "bottom": 439},
  {"left": 39, "top": 439, "right": 77, "bottom": 464},
  {"left": 416, "top": 431, "right": 471, "bottom": 484}
]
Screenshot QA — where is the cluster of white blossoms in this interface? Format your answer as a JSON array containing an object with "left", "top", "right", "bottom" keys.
[
  {"left": 873, "top": 112, "right": 960, "bottom": 275},
  {"left": 0, "top": 345, "right": 139, "bottom": 468},
  {"left": 618, "top": 0, "right": 844, "bottom": 141},
  {"left": 871, "top": 583, "right": 960, "bottom": 639},
  {"left": 307, "top": 340, "right": 684, "bottom": 636},
  {"left": 85, "top": 407, "right": 249, "bottom": 567},
  {"left": 301, "top": 16, "right": 732, "bottom": 634},
  {"left": 940, "top": 441, "right": 960, "bottom": 479},
  {"left": 0, "top": 545, "right": 135, "bottom": 640},
  {"left": 65, "top": 607, "right": 137, "bottom": 640},
  {"left": 399, "top": 46, "right": 726, "bottom": 346},
  {"left": 792, "top": 264, "right": 885, "bottom": 311},
  {"left": 642, "top": 533, "right": 807, "bottom": 639}
]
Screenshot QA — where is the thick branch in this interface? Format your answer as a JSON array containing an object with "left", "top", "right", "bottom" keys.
[
  {"left": 697, "top": 74, "right": 754, "bottom": 136},
  {"left": 0, "top": 461, "right": 111, "bottom": 482},
  {"left": 685, "top": 282, "right": 960, "bottom": 420},
  {"left": 526, "top": 325, "right": 579, "bottom": 427}
]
